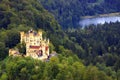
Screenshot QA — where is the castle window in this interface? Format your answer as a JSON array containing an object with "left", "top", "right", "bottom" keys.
[{"left": 36, "top": 50, "right": 43, "bottom": 57}]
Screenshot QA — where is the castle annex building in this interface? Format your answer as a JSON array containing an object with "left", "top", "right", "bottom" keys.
[{"left": 9, "top": 29, "right": 49, "bottom": 60}]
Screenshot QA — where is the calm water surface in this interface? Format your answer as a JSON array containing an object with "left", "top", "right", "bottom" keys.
[{"left": 79, "top": 16, "right": 120, "bottom": 27}]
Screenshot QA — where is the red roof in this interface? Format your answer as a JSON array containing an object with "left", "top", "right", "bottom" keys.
[{"left": 30, "top": 46, "right": 41, "bottom": 49}]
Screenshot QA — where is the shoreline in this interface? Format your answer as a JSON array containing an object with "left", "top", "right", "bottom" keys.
[{"left": 81, "top": 12, "right": 120, "bottom": 19}]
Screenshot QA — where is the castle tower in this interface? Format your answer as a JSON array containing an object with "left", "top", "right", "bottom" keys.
[
  {"left": 38, "top": 31, "right": 42, "bottom": 41},
  {"left": 20, "top": 32, "right": 24, "bottom": 43}
]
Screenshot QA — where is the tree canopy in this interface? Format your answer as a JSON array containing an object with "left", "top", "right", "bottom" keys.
[{"left": 39, "top": 0, "right": 120, "bottom": 28}]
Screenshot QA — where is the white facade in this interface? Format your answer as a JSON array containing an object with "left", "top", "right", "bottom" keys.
[{"left": 20, "top": 29, "right": 49, "bottom": 60}]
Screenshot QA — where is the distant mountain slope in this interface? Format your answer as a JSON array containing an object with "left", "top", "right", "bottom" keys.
[{"left": 39, "top": 0, "right": 120, "bottom": 28}]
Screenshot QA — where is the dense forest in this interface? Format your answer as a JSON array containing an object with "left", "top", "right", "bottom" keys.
[
  {"left": 39, "top": 0, "right": 120, "bottom": 28},
  {"left": 66, "top": 22, "right": 120, "bottom": 70},
  {"left": 0, "top": 56, "right": 113, "bottom": 80},
  {"left": 0, "top": 0, "right": 120, "bottom": 80}
]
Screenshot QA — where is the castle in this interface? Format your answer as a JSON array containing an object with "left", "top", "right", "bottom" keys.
[{"left": 9, "top": 29, "right": 49, "bottom": 60}]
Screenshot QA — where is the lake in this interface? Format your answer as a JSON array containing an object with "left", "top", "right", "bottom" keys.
[{"left": 79, "top": 16, "right": 120, "bottom": 27}]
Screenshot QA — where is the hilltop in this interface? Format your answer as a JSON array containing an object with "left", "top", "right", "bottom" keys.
[{"left": 0, "top": 0, "right": 120, "bottom": 80}]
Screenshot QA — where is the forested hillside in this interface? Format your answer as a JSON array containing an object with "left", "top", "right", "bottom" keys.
[
  {"left": 0, "top": 56, "right": 113, "bottom": 80},
  {"left": 0, "top": 0, "right": 63, "bottom": 60},
  {"left": 0, "top": 0, "right": 120, "bottom": 80},
  {"left": 0, "top": 0, "right": 61, "bottom": 31},
  {"left": 66, "top": 22, "right": 120, "bottom": 79},
  {"left": 39, "top": 0, "right": 120, "bottom": 28}
]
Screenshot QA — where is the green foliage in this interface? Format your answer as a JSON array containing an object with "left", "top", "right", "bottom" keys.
[
  {"left": 0, "top": 0, "right": 62, "bottom": 61},
  {"left": 0, "top": 56, "right": 112, "bottom": 80},
  {"left": 83, "top": 66, "right": 112, "bottom": 80},
  {"left": 0, "top": 73, "right": 8, "bottom": 80},
  {"left": 0, "top": 0, "right": 61, "bottom": 32},
  {"left": 0, "top": 0, "right": 119, "bottom": 79},
  {"left": 0, "top": 42, "right": 8, "bottom": 60},
  {"left": 49, "top": 43, "right": 55, "bottom": 53},
  {"left": 16, "top": 42, "right": 26, "bottom": 54},
  {"left": 39, "top": 0, "right": 120, "bottom": 28},
  {"left": 5, "top": 29, "right": 20, "bottom": 48},
  {"left": 66, "top": 22, "right": 120, "bottom": 75}
]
